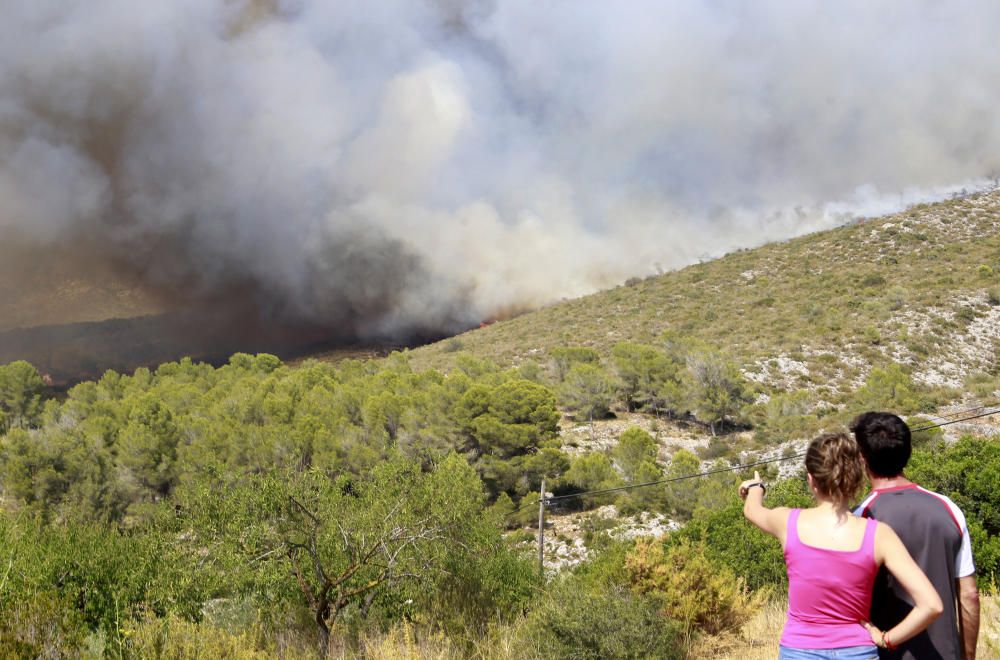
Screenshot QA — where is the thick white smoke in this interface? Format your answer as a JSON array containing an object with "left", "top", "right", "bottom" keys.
[{"left": 2, "top": 0, "right": 999, "bottom": 338}]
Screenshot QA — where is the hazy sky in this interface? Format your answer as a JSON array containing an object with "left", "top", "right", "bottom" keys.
[{"left": 2, "top": 0, "right": 998, "bottom": 337}]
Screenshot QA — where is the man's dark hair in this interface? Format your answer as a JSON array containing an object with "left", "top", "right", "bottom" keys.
[{"left": 849, "top": 411, "right": 911, "bottom": 478}]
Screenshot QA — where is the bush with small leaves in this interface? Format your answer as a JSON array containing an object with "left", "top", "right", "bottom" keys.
[
  {"left": 0, "top": 361, "right": 47, "bottom": 430},
  {"left": 626, "top": 537, "right": 760, "bottom": 636},
  {"left": 563, "top": 452, "right": 622, "bottom": 508},
  {"left": 560, "top": 363, "right": 614, "bottom": 425},
  {"left": 908, "top": 436, "right": 1000, "bottom": 584},
  {"left": 519, "top": 579, "right": 686, "bottom": 660},
  {"left": 852, "top": 363, "right": 927, "bottom": 415},
  {"left": 549, "top": 346, "right": 601, "bottom": 382}
]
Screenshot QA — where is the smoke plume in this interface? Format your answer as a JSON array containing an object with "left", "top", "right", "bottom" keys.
[{"left": 2, "top": 0, "right": 1000, "bottom": 339}]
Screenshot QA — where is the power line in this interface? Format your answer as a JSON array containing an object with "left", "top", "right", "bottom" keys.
[
  {"left": 545, "top": 451, "right": 804, "bottom": 504},
  {"left": 912, "top": 401, "right": 1000, "bottom": 424},
  {"left": 911, "top": 408, "right": 1000, "bottom": 431},
  {"left": 528, "top": 407, "right": 1000, "bottom": 508}
]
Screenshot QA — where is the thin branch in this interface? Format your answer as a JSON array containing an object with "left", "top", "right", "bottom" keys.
[
  {"left": 288, "top": 551, "right": 319, "bottom": 612},
  {"left": 310, "top": 534, "right": 329, "bottom": 586},
  {"left": 288, "top": 495, "right": 320, "bottom": 525},
  {"left": 0, "top": 556, "right": 12, "bottom": 594},
  {"left": 248, "top": 547, "right": 284, "bottom": 564}
]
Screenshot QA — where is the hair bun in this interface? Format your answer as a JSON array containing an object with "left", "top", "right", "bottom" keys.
[{"left": 805, "top": 432, "right": 863, "bottom": 507}]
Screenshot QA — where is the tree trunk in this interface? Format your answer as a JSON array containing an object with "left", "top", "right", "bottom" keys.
[
  {"left": 360, "top": 591, "right": 377, "bottom": 618},
  {"left": 316, "top": 613, "right": 331, "bottom": 657},
  {"left": 314, "top": 595, "right": 334, "bottom": 657}
]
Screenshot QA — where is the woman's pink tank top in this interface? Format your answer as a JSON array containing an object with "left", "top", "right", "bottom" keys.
[{"left": 780, "top": 508, "right": 879, "bottom": 649}]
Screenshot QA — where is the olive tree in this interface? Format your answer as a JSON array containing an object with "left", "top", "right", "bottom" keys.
[{"left": 179, "top": 453, "right": 507, "bottom": 654}]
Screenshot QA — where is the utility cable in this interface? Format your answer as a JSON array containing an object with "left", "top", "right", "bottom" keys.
[
  {"left": 521, "top": 407, "right": 1000, "bottom": 509},
  {"left": 544, "top": 451, "right": 805, "bottom": 504},
  {"left": 912, "top": 400, "right": 1000, "bottom": 423},
  {"left": 911, "top": 408, "right": 1000, "bottom": 432}
]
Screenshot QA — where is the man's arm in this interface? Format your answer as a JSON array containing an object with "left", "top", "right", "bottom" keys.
[{"left": 957, "top": 574, "right": 979, "bottom": 660}]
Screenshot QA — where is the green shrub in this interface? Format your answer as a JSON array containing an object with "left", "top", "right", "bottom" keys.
[
  {"left": 861, "top": 273, "right": 887, "bottom": 288},
  {"left": 578, "top": 519, "right": 629, "bottom": 557},
  {"left": 863, "top": 325, "right": 882, "bottom": 345},
  {"left": 698, "top": 436, "right": 732, "bottom": 460},
  {"left": 520, "top": 580, "right": 685, "bottom": 659},
  {"left": 563, "top": 453, "right": 622, "bottom": 507},
  {"left": 908, "top": 436, "right": 1000, "bottom": 583},
  {"left": 907, "top": 415, "right": 944, "bottom": 450},
  {"left": 429, "top": 532, "right": 539, "bottom": 635},
  {"left": 0, "top": 592, "right": 84, "bottom": 659},
  {"left": 957, "top": 306, "right": 979, "bottom": 323},
  {"left": 752, "top": 390, "right": 820, "bottom": 446},
  {"left": 964, "top": 372, "right": 1000, "bottom": 398},
  {"left": 0, "top": 515, "right": 210, "bottom": 639},
  {"left": 852, "top": 363, "right": 927, "bottom": 414},
  {"left": 625, "top": 538, "right": 759, "bottom": 636},
  {"left": 549, "top": 347, "right": 600, "bottom": 382}
]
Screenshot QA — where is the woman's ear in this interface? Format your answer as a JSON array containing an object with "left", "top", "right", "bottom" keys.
[{"left": 806, "top": 472, "right": 816, "bottom": 493}]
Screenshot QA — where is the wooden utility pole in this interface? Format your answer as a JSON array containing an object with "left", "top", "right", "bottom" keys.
[{"left": 537, "top": 478, "right": 546, "bottom": 577}]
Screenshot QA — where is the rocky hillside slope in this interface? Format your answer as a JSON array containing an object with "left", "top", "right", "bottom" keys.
[{"left": 411, "top": 189, "right": 1000, "bottom": 406}]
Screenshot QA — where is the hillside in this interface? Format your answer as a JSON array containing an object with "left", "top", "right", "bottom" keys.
[
  {"left": 2, "top": 192, "right": 999, "bottom": 657},
  {"left": 410, "top": 189, "right": 1000, "bottom": 405},
  {"left": 0, "top": 241, "right": 166, "bottom": 333}
]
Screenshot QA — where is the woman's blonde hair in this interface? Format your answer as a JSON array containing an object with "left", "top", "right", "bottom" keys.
[{"left": 804, "top": 432, "right": 864, "bottom": 508}]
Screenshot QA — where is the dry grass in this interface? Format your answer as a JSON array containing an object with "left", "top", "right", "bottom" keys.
[
  {"left": 689, "top": 597, "right": 785, "bottom": 659},
  {"left": 333, "top": 620, "right": 530, "bottom": 660},
  {"left": 981, "top": 591, "right": 1000, "bottom": 659},
  {"left": 121, "top": 594, "right": 998, "bottom": 659},
  {"left": 698, "top": 593, "right": 1000, "bottom": 660},
  {"left": 349, "top": 622, "right": 460, "bottom": 660}
]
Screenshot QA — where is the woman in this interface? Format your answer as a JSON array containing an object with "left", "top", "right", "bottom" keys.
[{"left": 740, "top": 432, "right": 943, "bottom": 659}]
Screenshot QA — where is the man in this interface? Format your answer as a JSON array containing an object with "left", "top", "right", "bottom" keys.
[{"left": 852, "top": 412, "right": 980, "bottom": 659}]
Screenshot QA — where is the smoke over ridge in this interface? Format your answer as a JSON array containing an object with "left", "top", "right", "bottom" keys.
[{"left": 2, "top": 0, "right": 1000, "bottom": 339}]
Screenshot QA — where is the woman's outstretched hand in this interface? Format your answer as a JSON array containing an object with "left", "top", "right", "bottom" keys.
[{"left": 739, "top": 470, "right": 764, "bottom": 500}]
